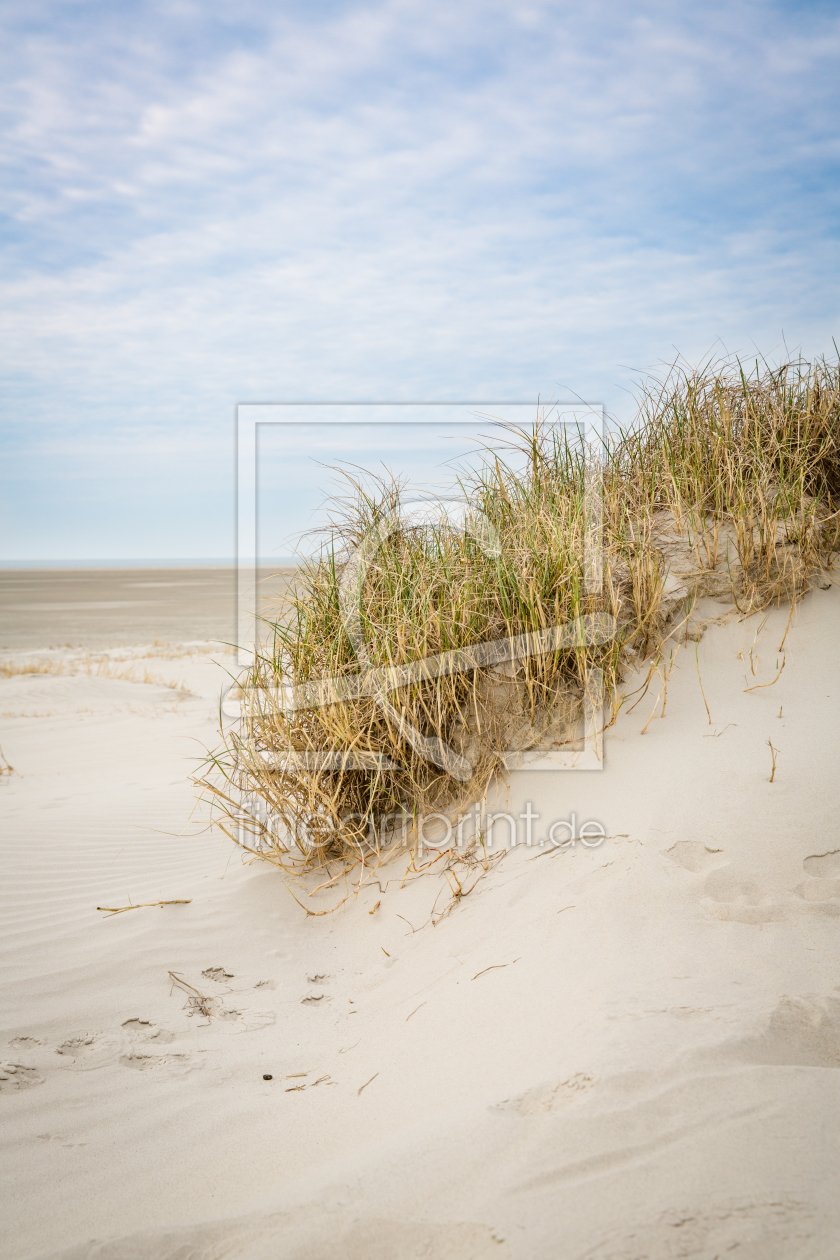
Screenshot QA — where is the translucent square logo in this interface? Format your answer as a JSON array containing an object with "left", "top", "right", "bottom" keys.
[{"left": 231, "top": 402, "right": 611, "bottom": 773}]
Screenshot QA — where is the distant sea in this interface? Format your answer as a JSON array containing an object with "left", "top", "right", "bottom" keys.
[{"left": 0, "top": 563, "right": 300, "bottom": 650}]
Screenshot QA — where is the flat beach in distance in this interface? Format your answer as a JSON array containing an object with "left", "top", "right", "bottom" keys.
[
  {"left": 2, "top": 557, "right": 840, "bottom": 1258},
  {"left": 0, "top": 566, "right": 299, "bottom": 653}
]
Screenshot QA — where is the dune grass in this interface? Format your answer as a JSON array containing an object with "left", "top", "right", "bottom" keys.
[
  {"left": 0, "top": 653, "right": 193, "bottom": 691},
  {"left": 200, "top": 351, "right": 840, "bottom": 878}
]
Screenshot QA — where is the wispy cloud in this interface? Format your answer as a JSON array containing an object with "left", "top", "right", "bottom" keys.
[{"left": 1, "top": 0, "right": 838, "bottom": 554}]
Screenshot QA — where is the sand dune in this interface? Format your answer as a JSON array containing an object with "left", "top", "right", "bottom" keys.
[{"left": 1, "top": 588, "right": 839, "bottom": 1259}]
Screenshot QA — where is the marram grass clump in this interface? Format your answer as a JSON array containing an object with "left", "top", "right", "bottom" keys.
[{"left": 199, "top": 352, "right": 840, "bottom": 880}]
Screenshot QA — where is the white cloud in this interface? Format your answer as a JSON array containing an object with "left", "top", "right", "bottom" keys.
[{"left": 0, "top": 0, "right": 838, "bottom": 555}]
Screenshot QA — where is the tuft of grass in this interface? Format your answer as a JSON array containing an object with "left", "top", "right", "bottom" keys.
[
  {"left": 0, "top": 654, "right": 192, "bottom": 692},
  {"left": 199, "top": 351, "right": 840, "bottom": 879}
]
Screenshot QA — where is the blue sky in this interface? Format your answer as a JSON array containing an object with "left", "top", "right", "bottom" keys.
[{"left": 1, "top": 0, "right": 839, "bottom": 558}]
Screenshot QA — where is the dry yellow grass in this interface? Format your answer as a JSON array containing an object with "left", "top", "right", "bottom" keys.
[
  {"left": 198, "top": 352, "right": 840, "bottom": 881},
  {"left": 0, "top": 654, "right": 192, "bottom": 693}
]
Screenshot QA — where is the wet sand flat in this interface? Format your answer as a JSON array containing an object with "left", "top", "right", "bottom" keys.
[{"left": 0, "top": 567, "right": 297, "bottom": 652}]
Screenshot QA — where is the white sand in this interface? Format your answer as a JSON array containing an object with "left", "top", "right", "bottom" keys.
[{"left": 1, "top": 589, "right": 839, "bottom": 1260}]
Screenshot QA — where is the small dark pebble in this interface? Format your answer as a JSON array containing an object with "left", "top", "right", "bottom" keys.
[{"left": 263, "top": 1074, "right": 273, "bottom": 1080}]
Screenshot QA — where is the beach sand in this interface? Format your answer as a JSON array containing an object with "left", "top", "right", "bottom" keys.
[{"left": 1, "top": 578, "right": 839, "bottom": 1258}]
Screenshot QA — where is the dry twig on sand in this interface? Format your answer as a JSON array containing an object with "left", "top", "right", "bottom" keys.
[
  {"left": 744, "top": 657, "right": 786, "bottom": 692},
  {"left": 472, "top": 959, "right": 520, "bottom": 980},
  {"left": 695, "top": 644, "right": 712, "bottom": 724},
  {"left": 167, "top": 971, "right": 215, "bottom": 1018},
  {"left": 97, "top": 899, "right": 192, "bottom": 917}
]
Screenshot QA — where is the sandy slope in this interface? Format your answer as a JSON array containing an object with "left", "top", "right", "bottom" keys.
[{"left": 1, "top": 590, "right": 839, "bottom": 1260}]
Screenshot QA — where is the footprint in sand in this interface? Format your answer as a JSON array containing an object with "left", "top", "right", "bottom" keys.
[
  {"left": 795, "top": 850, "right": 840, "bottom": 915},
  {"left": 665, "top": 843, "right": 785, "bottom": 922},
  {"left": 1, "top": 1037, "right": 49, "bottom": 1092},
  {"left": 795, "top": 877, "right": 840, "bottom": 904},
  {"left": 121, "top": 1018, "right": 175, "bottom": 1044},
  {"left": 120, "top": 1020, "right": 199, "bottom": 1072},
  {"left": 55, "top": 1033, "right": 124, "bottom": 1070},
  {"left": 119, "top": 1052, "right": 194, "bottom": 1072},
  {"left": 496, "top": 1073, "right": 595, "bottom": 1116},
  {"left": 0, "top": 1062, "right": 44, "bottom": 1092},
  {"left": 701, "top": 867, "right": 785, "bottom": 923},
  {"left": 201, "top": 967, "right": 233, "bottom": 982},
  {"left": 301, "top": 973, "right": 331, "bottom": 1005},
  {"left": 664, "top": 840, "right": 727, "bottom": 873},
  {"left": 54, "top": 1020, "right": 190, "bottom": 1073},
  {"left": 803, "top": 849, "right": 840, "bottom": 877},
  {"left": 670, "top": 843, "right": 840, "bottom": 921},
  {"left": 721, "top": 994, "right": 840, "bottom": 1068}
]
